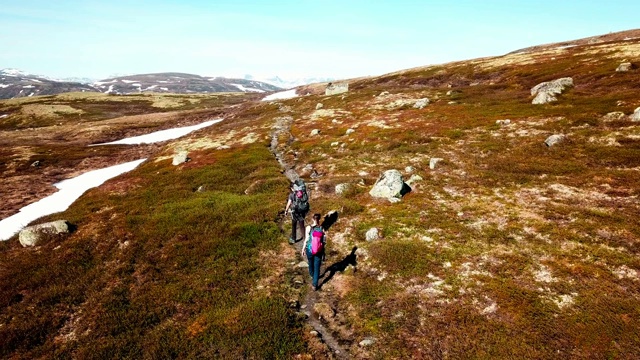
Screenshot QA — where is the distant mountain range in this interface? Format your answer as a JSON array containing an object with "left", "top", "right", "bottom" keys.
[{"left": 0, "top": 69, "right": 287, "bottom": 100}]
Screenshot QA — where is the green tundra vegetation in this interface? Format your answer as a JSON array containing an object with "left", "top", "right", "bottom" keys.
[{"left": 1, "top": 36, "right": 640, "bottom": 358}]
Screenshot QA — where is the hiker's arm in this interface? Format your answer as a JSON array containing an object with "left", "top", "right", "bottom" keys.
[
  {"left": 300, "top": 226, "right": 310, "bottom": 256},
  {"left": 284, "top": 198, "right": 292, "bottom": 214}
]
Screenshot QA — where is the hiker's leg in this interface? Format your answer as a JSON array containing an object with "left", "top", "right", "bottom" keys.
[
  {"left": 306, "top": 250, "right": 314, "bottom": 278},
  {"left": 312, "top": 254, "right": 322, "bottom": 289},
  {"left": 291, "top": 217, "right": 296, "bottom": 241},
  {"left": 296, "top": 215, "right": 305, "bottom": 241}
]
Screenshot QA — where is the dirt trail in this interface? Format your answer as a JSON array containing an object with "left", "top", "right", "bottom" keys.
[{"left": 269, "top": 114, "right": 348, "bottom": 359}]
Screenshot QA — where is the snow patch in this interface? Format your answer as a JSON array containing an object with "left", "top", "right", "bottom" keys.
[
  {"left": 0, "top": 159, "right": 146, "bottom": 241},
  {"left": 160, "top": 87, "right": 169, "bottom": 91},
  {"left": 23, "top": 85, "right": 35, "bottom": 88},
  {"left": 261, "top": 89, "right": 298, "bottom": 101},
  {"left": 93, "top": 118, "right": 223, "bottom": 145},
  {"left": 0, "top": 84, "right": 10, "bottom": 88},
  {"left": 94, "top": 80, "right": 117, "bottom": 86},
  {"left": 231, "top": 83, "right": 265, "bottom": 93},
  {"left": 120, "top": 79, "right": 136, "bottom": 83}
]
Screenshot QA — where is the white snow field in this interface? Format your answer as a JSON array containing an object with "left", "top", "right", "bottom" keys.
[
  {"left": 92, "top": 118, "right": 223, "bottom": 145},
  {"left": 261, "top": 89, "right": 298, "bottom": 101}
]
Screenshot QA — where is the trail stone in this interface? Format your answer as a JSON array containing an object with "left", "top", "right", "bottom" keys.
[
  {"left": 335, "top": 183, "right": 350, "bottom": 196},
  {"left": 172, "top": 150, "right": 189, "bottom": 165},
  {"left": 366, "top": 228, "right": 380, "bottom": 241},
  {"left": 316, "top": 103, "right": 324, "bottom": 110},
  {"left": 345, "top": 128, "right": 355, "bottom": 135},
  {"left": 429, "top": 158, "right": 443, "bottom": 169},
  {"left": 631, "top": 107, "right": 640, "bottom": 122},
  {"left": 313, "top": 302, "right": 335, "bottom": 320},
  {"left": 310, "top": 129, "right": 321, "bottom": 136},
  {"left": 616, "top": 62, "right": 632, "bottom": 72},
  {"left": 544, "top": 134, "right": 565, "bottom": 147},
  {"left": 19, "top": 220, "right": 69, "bottom": 247},
  {"left": 369, "top": 170, "right": 404, "bottom": 198},
  {"left": 413, "top": 98, "right": 430, "bottom": 109},
  {"left": 531, "top": 77, "right": 573, "bottom": 104}
]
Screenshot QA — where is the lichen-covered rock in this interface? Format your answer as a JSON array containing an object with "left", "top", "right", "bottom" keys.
[
  {"left": 369, "top": 170, "right": 404, "bottom": 198},
  {"left": 413, "top": 98, "right": 430, "bottom": 109},
  {"left": 616, "top": 62, "right": 632, "bottom": 72},
  {"left": 172, "top": 151, "right": 189, "bottom": 165},
  {"left": 429, "top": 158, "right": 443, "bottom": 170},
  {"left": 310, "top": 129, "right": 321, "bottom": 136},
  {"left": 335, "top": 183, "right": 350, "bottom": 196},
  {"left": 531, "top": 77, "right": 574, "bottom": 104},
  {"left": 631, "top": 107, "right": 640, "bottom": 122},
  {"left": 345, "top": 128, "right": 355, "bottom": 135},
  {"left": 496, "top": 119, "right": 511, "bottom": 126},
  {"left": 315, "top": 103, "right": 323, "bottom": 110},
  {"left": 602, "top": 111, "right": 626, "bottom": 122},
  {"left": 359, "top": 338, "right": 376, "bottom": 347},
  {"left": 366, "top": 228, "right": 380, "bottom": 241},
  {"left": 545, "top": 134, "right": 565, "bottom": 147},
  {"left": 325, "top": 82, "right": 349, "bottom": 96},
  {"left": 19, "top": 220, "right": 69, "bottom": 247}
]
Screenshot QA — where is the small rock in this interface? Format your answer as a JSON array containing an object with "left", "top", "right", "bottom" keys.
[
  {"left": 316, "top": 103, "right": 323, "bottom": 110},
  {"left": 406, "top": 174, "right": 423, "bottom": 185},
  {"left": 366, "top": 228, "right": 380, "bottom": 241},
  {"left": 359, "top": 338, "right": 376, "bottom": 347},
  {"left": 345, "top": 128, "right": 355, "bottom": 135},
  {"left": 331, "top": 142, "right": 339, "bottom": 147},
  {"left": 405, "top": 166, "right": 415, "bottom": 173},
  {"left": 196, "top": 185, "right": 206, "bottom": 192},
  {"left": 446, "top": 90, "right": 459, "bottom": 96},
  {"left": 172, "top": 150, "right": 189, "bottom": 166},
  {"left": 544, "top": 134, "right": 565, "bottom": 147},
  {"left": 310, "top": 129, "right": 321, "bottom": 136},
  {"left": 448, "top": 101, "right": 457, "bottom": 105},
  {"left": 296, "top": 261, "right": 309, "bottom": 268},
  {"left": 616, "top": 62, "right": 632, "bottom": 72},
  {"left": 310, "top": 330, "right": 319, "bottom": 337},
  {"left": 495, "top": 119, "right": 511, "bottom": 126},
  {"left": 413, "top": 98, "right": 430, "bottom": 109},
  {"left": 331, "top": 119, "right": 339, "bottom": 124},
  {"left": 429, "top": 158, "right": 443, "bottom": 170},
  {"left": 379, "top": 91, "right": 390, "bottom": 97},
  {"left": 631, "top": 107, "right": 640, "bottom": 122},
  {"left": 31, "top": 160, "right": 41, "bottom": 167},
  {"left": 335, "top": 183, "right": 350, "bottom": 196},
  {"left": 19, "top": 220, "right": 70, "bottom": 247},
  {"left": 301, "top": 304, "right": 307, "bottom": 309},
  {"left": 388, "top": 197, "right": 401, "bottom": 203}
]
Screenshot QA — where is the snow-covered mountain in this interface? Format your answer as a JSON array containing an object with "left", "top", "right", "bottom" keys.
[
  {"left": 0, "top": 69, "right": 283, "bottom": 99},
  {"left": 242, "top": 74, "right": 335, "bottom": 89}
]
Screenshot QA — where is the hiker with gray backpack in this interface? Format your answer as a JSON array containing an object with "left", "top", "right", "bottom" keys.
[
  {"left": 284, "top": 179, "right": 309, "bottom": 244},
  {"left": 301, "top": 213, "right": 326, "bottom": 291}
]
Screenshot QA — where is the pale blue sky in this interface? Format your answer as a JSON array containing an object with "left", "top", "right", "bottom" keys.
[{"left": 1, "top": 1, "right": 638, "bottom": 80}]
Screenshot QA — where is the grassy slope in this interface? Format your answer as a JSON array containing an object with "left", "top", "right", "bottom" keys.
[{"left": 1, "top": 37, "right": 640, "bottom": 359}]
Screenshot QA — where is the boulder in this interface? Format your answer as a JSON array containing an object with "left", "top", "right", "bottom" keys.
[
  {"left": 616, "top": 62, "right": 632, "bottom": 72},
  {"left": 19, "top": 220, "right": 69, "bottom": 247},
  {"left": 365, "top": 228, "right": 380, "bottom": 241},
  {"left": 531, "top": 77, "right": 574, "bottom": 104},
  {"left": 544, "top": 134, "right": 565, "bottom": 147},
  {"left": 310, "top": 129, "right": 321, "bottom": 136},
  {"left": 369, "top": 170, "right": 404, "bottom": 198},
  {"left": 172, "top": 150, "right": 189, "bottom": 165},
  {"left": 429, "top": 158, "right": 443, "bottom": 170},
  {"left": 631, "top": 107, "right": 640, "bottom": 122},
  {"left": 325, "top": 82, "right": 349, "bottom": 96},
  {"left": 602, "top": 111, "right": 626, "bottom": 122},
  {"left": 413, "top": 98, "right": 430, "bottom": 109},
  {"left": 335, "top": 183, "right": 350, "bottom": 196},
  {"left": 316, "top": 103, "right": 324, "bottom": 110}
]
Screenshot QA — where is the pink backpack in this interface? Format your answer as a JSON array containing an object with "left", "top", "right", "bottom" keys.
[{"left": 309, "top": 226, "right": 325, "bottom": 255}]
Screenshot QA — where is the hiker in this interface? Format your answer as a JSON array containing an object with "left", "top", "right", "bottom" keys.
[
  {"left": 284, "top": 179, "right": 309, "bottom": 244},
  {"left": 301, "top": 213, "right": 326, "bottom": 291}
]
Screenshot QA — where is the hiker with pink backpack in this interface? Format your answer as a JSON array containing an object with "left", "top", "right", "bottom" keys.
[{"left": 301, "top": 213, "right": 326, "bottom": 291}]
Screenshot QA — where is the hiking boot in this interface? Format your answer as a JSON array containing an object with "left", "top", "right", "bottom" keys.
[{"left": 288, "top": 237, "right": 296, "bottom": 244}]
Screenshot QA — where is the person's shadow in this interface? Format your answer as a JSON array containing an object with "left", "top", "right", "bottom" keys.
[
  {"left": 320, "top": 246, "right": 357, "bottom": 287},
  {"left": 322, "top": 211, "right": 339, "bottom": 231}
]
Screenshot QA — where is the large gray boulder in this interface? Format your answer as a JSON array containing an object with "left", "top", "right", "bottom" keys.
[
  {"left": 369, "top": 170, "right": 405, "bottom": 198},
  {"left": 19, "top": 220, "right": 69, "bottom": 247},
  {"left": 631, "top": 107, "right": 640, "bottom": 122},
  {"left": 172, "top": 150, "right": 189, "bottom": 165},
  {"left": 325, "top": 82, "right": 349, "bottom": 96},
  {"left": 531, "top": 77, "right": 574, "bottom": 104}
]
